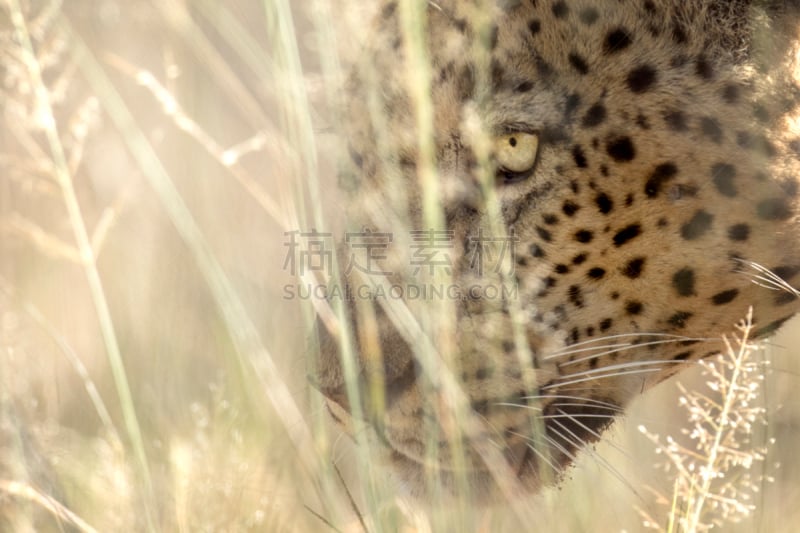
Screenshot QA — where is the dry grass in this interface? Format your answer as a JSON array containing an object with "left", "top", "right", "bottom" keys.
[{"left": 1, "top": 1, "right": 799, "bottom": 531}]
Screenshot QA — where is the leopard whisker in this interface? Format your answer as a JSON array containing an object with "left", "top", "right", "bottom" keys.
[
  {"left": 552, "top": 338, "right": 711, "bottom": 365},
  {"left": 739, "top": 260, "right": 800, "bottom": 294},
  {"left": 542, "top": 424, "right": 583, "bottom": 463},
  {"left": 495, "top": 399, "right": 625, "bottom": 416},
  {"left": 506, "top": 430, "right": 562, "bottom": 473},
  {"left": 548, "top": 332, "right": 699, "bottom": 355},
  {"left": 549, "top": 416, "right": 642, "bottom": 499},
  {"left": 551, "top": 408, "right": 631, "bottom": 459},
  {"left": 520, "top": 395, "right": 626, "bottom": 412},
  {"left": 542, "top": 367, "right": 668, "bottom": 390},
  {"left": 559, "top": 359, "right": 687, "bottom": 379},
  {"left": 538, "top": 429, "right": 579, "bottom": 464}
]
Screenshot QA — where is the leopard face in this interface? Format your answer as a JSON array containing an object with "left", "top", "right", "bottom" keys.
[{"left": 315, "top": 0, "right": 800, "bottom": 500}]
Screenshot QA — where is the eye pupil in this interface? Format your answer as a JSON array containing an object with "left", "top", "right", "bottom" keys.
[{"left": 509, "top": 137, "right": 517, "bottom": 147}]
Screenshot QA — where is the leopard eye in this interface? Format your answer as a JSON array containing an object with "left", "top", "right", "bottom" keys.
[{"left": 494, "top": 132, "right": 539, "bottom": 184}]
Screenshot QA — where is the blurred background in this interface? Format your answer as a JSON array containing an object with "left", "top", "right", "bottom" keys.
[{"left": 0, "top": 1, "right": 798, "bottom": 531}]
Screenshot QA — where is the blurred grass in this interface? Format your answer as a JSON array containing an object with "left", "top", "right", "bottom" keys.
[{"left": 0, "top": 1, "right": 798, "bottom": 532}]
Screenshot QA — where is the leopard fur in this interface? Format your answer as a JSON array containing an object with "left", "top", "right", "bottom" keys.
[{"left": 315, "top": 0, "right": 800, "bottom": 501}]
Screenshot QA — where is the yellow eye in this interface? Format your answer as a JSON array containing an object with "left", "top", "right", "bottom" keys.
[{"left": 494, "top": 132, "right": 539, "bottom": 177}]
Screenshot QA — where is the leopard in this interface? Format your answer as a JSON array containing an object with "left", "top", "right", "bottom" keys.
[{"left": 314, "top": 0, "right": 800, "bottom": 502}]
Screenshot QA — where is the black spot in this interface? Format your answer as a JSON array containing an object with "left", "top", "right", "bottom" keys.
[
  {"left": 711, "top": 163, "right": 737, "bottom": 197},
  {"left": 490, "top": 59, "right": 506, "bottom": 91},
  {"left": 604, "top": 28, "right": 632, "bottom": 53},
  {"left": 700, "top": 117, "right": 723, "bottom": 143},
  {"left": 564, "top": 93, "right": 581, "bottom": 116},
  {"left": 588, "top": 267, "right": 606, "bottom": 279},
  {"left": 673, "top": 351, "right": 693, "bottom": 361},
  {"left": 625, "top": 301, "right": 644, "bottom": 315},
  {"left": 575, "top": 230, "right": 594, "bottom": 243},
  {"left": 664, "top": 109, "right": 688, "bottom": 131},
  {"left": 728, "top": 223, "right": 750, "bottom": 241},
  {"left": 438, "top": 62, "right": 455, "bottom": 82},
  {"left": 680, "top": 210, "right": 714, "bottom": 240},
  {"left": 754, "top": 104, "right": 770, "bottom": 123},
  {"left": 757, "top": 198, "right": 793, "bottom": 220},
  {"left": 607, "top": 137, "right": 636, "bottom": 162},
  {"left": 381, "top": 2, "right": 397, "bottom": 18},
  {"left": 572, "top": 253, "right": 588, "bottom": 265},
  {"left": 668, "top": 311, "right": 693, "bottom": 328},
  {"left": 672, "top": 20, "right": 687, "bottom": 43},
  {"left": 644, "top": 162, "right": 678, "bottom": 198},
  {"left": 562, "top": 201, "right": 580, "bottom": 217},
  {"left": 775, "top": 286, "right": 797, "bottom": 305},
  {"left": 711, "top": 289, "right": 739, "bottom": 305},
  {"left": 613, "top": 224, "right": 641, "bottom": 246},
  {"left": 781, "top": 179, "right": 799, "bottom": 197},
  {"left": 568, "top": 285, "right": 584, "bottom": 307},
  {"left": 568, "top": 53, "right": 590, "bottom": 74},
  {"left": 472, "top": 399, "right": 490, "bottom": 414},
  {"left": 543, "top": 213, "right": 559, "bottom": 225},
  {"left": 621, "top": 257, "right": 646, "bottom": 279},
  {"left": 599, "top": 318, "right": 613, "bottom": 331},
  {"left": 736, "top": 131, "right": 752, "bottom": 148},
  {"left": 670, "top": 54, "right": 690, "bottom": 68},
  {"left": 579, "top": 7, "right": 599, "bottom": 25},
  {"left": 552, "top": 1, "right": 569, "bottom": 18},
  {"left": 695, "top": 56, "right": 713, "bottom": 79},
  {"left": 643, "top": 1, "right": 657, "bottom": 13},
  {"left": 348, "top": 147, "right": 364, "bottom": 168},
  {"left": 529, "top": 19, "right": 542, "bottom": 35},
  {"left": 457, "top": 65, "right": 476, "bottom": 101},
  {"left": 530, "top": 243, "right": 546, "bottom": 258},
  {"left": 672, "top": 268, "right": 696, "bottom": 297},
  {"left": 583, "top": 103, "right": 607, "bottom": 127},
  {"left": 627, "top": 65, "right": 657, "bottom": 93},
  {"left": 776, "top": 292, "right": 799, "bottom": 306},
  {"left": 536, "top": 226, "right": 553, "bottom": 242},
  {"left": 515, "top": 80, "right": 534, "bottom": 93},
  {"left": 572, "top": 145, "right": 588, "bottom": 168},
  {"left": 773, "top": 265, "right": 800, "bottom": 281},
  {"left": 722, "top": 84, "right": 740, "bottom": 103},
  {"left": 595, "top": 192, "right": 613, "bottom": 214},
  {"left": 555, "top": 264, "right": 570, "bottom": 274}
]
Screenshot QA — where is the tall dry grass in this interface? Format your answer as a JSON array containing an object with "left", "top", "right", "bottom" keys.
[{"left": 0, "top": 1, "right": 799, "bottom": 532}]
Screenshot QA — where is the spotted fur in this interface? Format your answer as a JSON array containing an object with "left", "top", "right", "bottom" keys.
[{"left": 316, "top": 0, "right": 800, "bottom": 500}]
